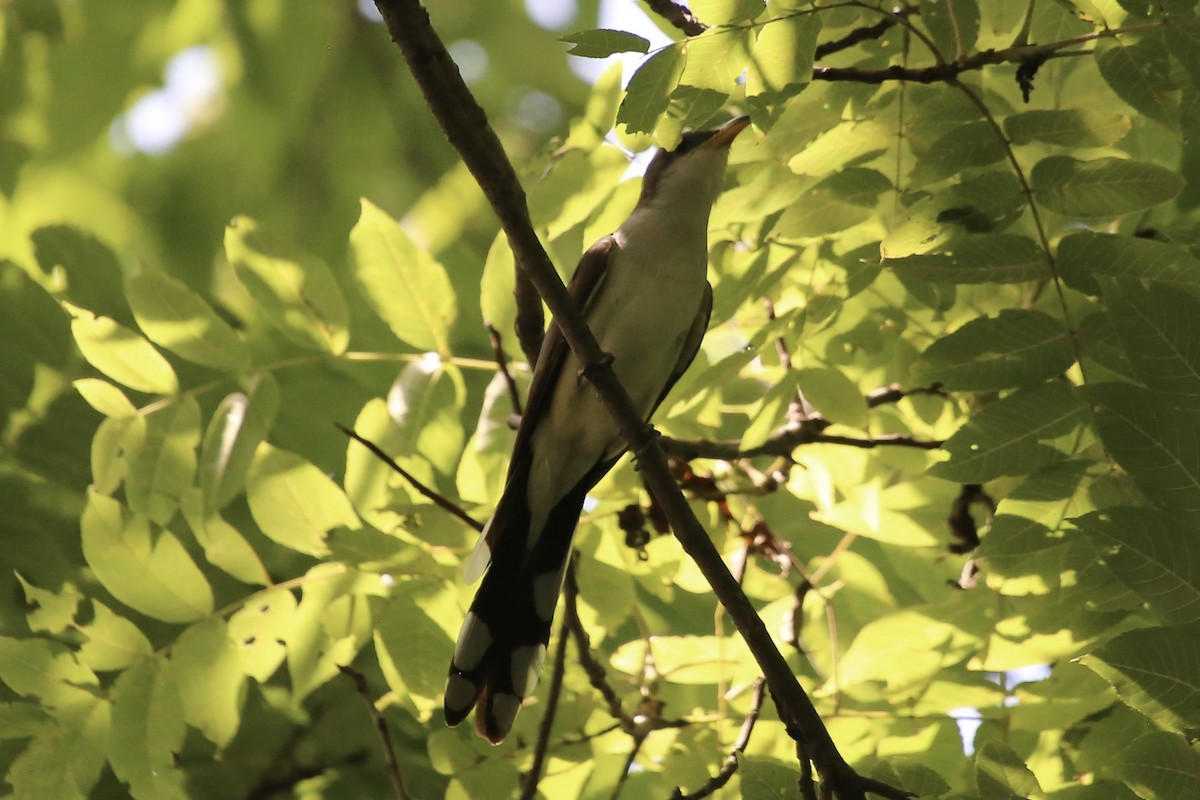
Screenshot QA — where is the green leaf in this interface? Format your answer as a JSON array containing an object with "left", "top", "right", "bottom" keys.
[
  {"left": 90, "top": 415, "right": 144, "bottom": 496},
  {"left": 739, "top": 756, "right": 801, "bottom": 800},
  {"left": 774, "top": 168, "right": 890, "bottom": 239},
  {"left": 32, "top": 225, "right": 130, "bottom": 325},
  {"left": 931, "top": 382, "right": 1086, "bottom": 483},
  {"left": 123, "top": 395, "right": 201, "bottom": 525},
  {"left": 171, "top": 620, "right": 244, "bottom": 748},
  {"left": 1031, "top": 156, "right": 1184, "bottom": 218},
  {"left": 1058, "top": 231, "right": 1200, "bottom": 289},
  {"left": 1102, "top": 280, "right": 1200, "bottom": 409},
  {"left": 690, "top": 0, "right": 762, "bottom": 25},
  {"left": 197, "top": 373, "right": 279, "bottom": 513},
  {"left": 228, "top": 585, "right": 296, "bottom": 682},
  {"left": 560, "top": 29, "right": 649, "bottom": 58},
  {"left": 224, "top": 216, "right": 350, "bottom": 354},
  {"left": 80, "top": 493, "right": 213, "bottom": 623},
  {"left": 16, "top": 573, "right": 81, "bottom": 634},
  {"left": 284, "top": 563, "right": 365, "bottom": 703},
  {"left": 801, "top": 367, "right": 868, "bottom": 429},
  {"left": 746, "top": 15, "right": 822, "bottom": 101},
  {"left": 125, "top": 271, "right": 249, "bottom": 371},
  {"left": 1088, "top": 382, "right": 1200, "bottom": 514},
  {"left": 975, "top": 740, "right": 1043, "bottom": 800},
  {"left": 884, "top": 233, "right": 1048, "bottom": 284},
  {"left": 108, "top": 658, "right": 188, "bottom": 800},
  {"left": 386, "top": 355, "right": 467, "bottom": 486},
  {"left": 915, "top": 310, "right": 1075, "bottom": 391},
  {"left": 788, "top": 118, "right": 891, "bottom": 177},
  {"left": 910, "top": 120, "right": 1007, "bottom": 186},
  {"left": 679, "top": 27, "right": 750, "bottom": 93},
  {"left": 618, "top": 46, "right": 686, "bottom": 134},
  {"left": 1097, "top": 36, "right": 1180, "bottom": 129},
  {"left": 1109, "top": 731, "right": 1200, "bottom": 800},
  {"left": 1073, "top": 507, "right": 1200, "bottom": 625},
  {"left": 5, "top": 695, "right": 109, "bottom": 800},
  {"left": 76, "top": 601, "right": 153, "bottom": 672},
  {"left": 72, "top": 378, "right": 136, "bottom": 418},
  {"left": 0, "top": 638, "right": 97, "bottom": 703},
  {"left": 349, "top": 198, "right": 458, "bottom": 354},
  {"left": 245, "top": 443, "right": 360, "bottom": 556},
  {"left": 374, "top": 592, "right": 455, "bottom": 710},
  {"left": 180, "top": 490, "right": 270, "bottom": 586},
  {"left": 70, "top": 310, "right": 178, "bottom": 395},
  {"left": 0, "top": 262, "right": 70, "bottom": 418},
  {"left": 1080, "top": 627, "right": 1200, "bottom": 733},
  {"left": 1004, "top": 108, "right": 1131, "bottom": 147}
]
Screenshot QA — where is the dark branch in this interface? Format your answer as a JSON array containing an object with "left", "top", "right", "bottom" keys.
[
  {"left": 338, "top": 666, "right": 409, "bottom": 800},
  {"left": 813, "top": 9, "right": 913, "bottom": 61},
  {"left": 643, "top": 0, "right": 707, "bottom": 36},
  {"left": 335, "top": 422, "right": 483, "bottom": 533},
  {"left": 661, "top": 420, "right": 944, "bottom": 462},
  {"left": 485, "top": 322, "right": 524, "bottom": 419},
  {"left": 564, "top": 557, "right": 638, "bottom": 732},
  {"left": 672, "top": 677, "right": 767, "bottom": 800},
  {"left": 520, "top": 613, "right": 570, "bottom": 800}
]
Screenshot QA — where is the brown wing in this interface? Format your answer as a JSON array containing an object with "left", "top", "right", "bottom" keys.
[
  {"left": 650, "top": 280, "right": 712, "bottom": 416},
  {"left": 469, "top": 236, "right": 617, "bottom": 567}
]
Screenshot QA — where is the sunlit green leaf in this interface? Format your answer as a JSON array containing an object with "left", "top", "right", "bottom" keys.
[
  {"left": 740, "top": 756, "right": 801, "bottom": 800},
  {"left": 349, "top": 198, "right": 457, "bottom": 354},
  {"left": 108, "top": 658, "right": 187, "bottom": 800},
  {"left": 180, "top": 489, "right": 270, "bottom": 586},
  {"left": 245, "top": 443, "right": 360, "bottom": 556},
  {"left": 123, "top": 395, "right": 201, "bottom": 525},
  {"left": 16, "top": 573, "right": 80, "bottom": 634},
  {"left": 70, "top": 310, "right": 178, "bottom": 395},
  {"left": 915, "top": 310, "right": 1075, "bottom": 391},
  {"left": 171, "top": 620, "right": 244, "bottom": 748},
  {"left": 125, "top": 271, "right": 249, "bottom": 371},
  {"left": 224, "top": 216, "right": 350, "bottom": 354},
  {"left": 975, "top": 740, "right": 1043, "bottom": 800},
  {"left": 80, "top": 494, "right": 213, "bottom": 623},
  {"left": 801, "top": 367, "right": 868, "bottom": 429},
  {"left": 76, "top": 601, "right": 153, "bottom": 672},
  {"left": 197, "top": 373, "right": 279, "bottom": 513},
  {"left": 4, "top": 695, "right": 109, "bottom": 800},
  {"left": 374, "top": 592, "right": 454, "bottom": 709},
  {"left": 746, "top": 15, "right": 821, "bottom": 103},
  {"left": 227, "top": 585, "right": 296, "bottom": 682},
  {"left": 72, "top": 378, "right": 136, "bottom": 418}
]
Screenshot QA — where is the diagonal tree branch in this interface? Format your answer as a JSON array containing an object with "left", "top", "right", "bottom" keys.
[{"left": 371, "top": 2, "right": 908, "bottom": 796}]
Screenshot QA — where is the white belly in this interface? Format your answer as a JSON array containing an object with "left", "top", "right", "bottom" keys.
[{"left": 526, "top": 224, "right": 708, "bottom": 529}]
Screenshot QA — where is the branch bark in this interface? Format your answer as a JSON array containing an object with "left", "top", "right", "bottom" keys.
[{"left": 371, "top": 2, "right": 908, "bottom": 795}]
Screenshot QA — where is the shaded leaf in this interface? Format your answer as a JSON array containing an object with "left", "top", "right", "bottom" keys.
[
  {"left": 1097, "top": 36, "right": 1180, "bottom": 129},
  {"left": 125, "top": 271, "right": 249, "bottom": 371},
  {"left": 1081, "top": 627, "right": 1200, "bottom": 733},
  {"left": 617, "top": 46, "right": 686, "bottom": 134},
  {"left": 1109, "top": 731, "right": 1200, "bottom": 800},
  {"left": 224, "top": 216, "right": 349, "bottom": 354},
  {"left": 560, "top": 29, "right": 649, "bottom": 58},
  {"left": 1088, "top": 382, "right": 1200, "bottom": 514},
  {"left": 1102, "top": 280, "right": 1200, "bottom": 409},
  {"left": 1032, "top": 156, "right": 1183, "bottom": 218},
  {"left": 932, "top": 382, "right": 1087, "bottom": 482},
  {"left": 1004, "top": 108, "right": 1131, "bottom": 147},
  {"left": 915, "top": 310, "right": 1075, "bottom": 391},
  {"left": 884, "top": 233, "right": 1048, "bottom": 284},
  {"left": 975, "top": 740, "right": 1043, "bottom": 800},
  {"left": 1058, "top": 231, "right": 1200, "bottom": 289},
  {"left": 1073, "top": 507, "right": 1200, "bottom": 625}
]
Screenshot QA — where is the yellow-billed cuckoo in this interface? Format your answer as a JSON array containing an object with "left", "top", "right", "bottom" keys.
[{"left": 445, "top": 115, "right": 751, "bottom": 743}]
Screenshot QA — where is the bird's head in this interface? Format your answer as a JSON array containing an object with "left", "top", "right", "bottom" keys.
[{"left": 636, "top": 115, "right": 750, "bottom": 215}]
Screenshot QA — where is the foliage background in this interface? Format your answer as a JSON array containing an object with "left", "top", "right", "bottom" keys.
[{"left": 1, "top": 0, "right": 1199, "bottom": 798}]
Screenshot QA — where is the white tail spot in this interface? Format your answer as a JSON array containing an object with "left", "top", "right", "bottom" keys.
[
  {"left": 510, "top": 644, "right": 548, "bottom": 698},
  {"left": 489, "top": 692, "right": 522, "bottom": 737},
  {"left": 463, "top": 521, "right": 494, "bottom": 584},
  {"left": 452, "top": 611, "right": 492, "bottom": 672}
]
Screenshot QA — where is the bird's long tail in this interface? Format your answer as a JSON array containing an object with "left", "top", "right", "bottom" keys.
[{"left": 443, "top": 475, "right": 592, "bottom": 743}]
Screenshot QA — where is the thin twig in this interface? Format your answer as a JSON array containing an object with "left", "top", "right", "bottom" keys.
[
  {"left": 672, "top": 677, "right": 768, "bottom": 799},
  {"left": 521, "top": 612, "right": 571, "bottom": 800},
  {"left": 661, "top": 422, "right": 943, "bottom": 461},
  {"left": 485, "top": 322, "right": 524, "bottom": 418},
  {"left": 564, "top": 557, "right": 637, "bottom": 732},
  {"left": 338, "top": 666, "right": 409, "bottom": 800},
  {"left": 335, "top": 422, "right": 483, "bottom": 532},
  {"left": 813, "top": 8, "right": 913, "bottom": 60}
]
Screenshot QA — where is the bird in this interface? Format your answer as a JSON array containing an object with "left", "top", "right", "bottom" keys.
[{"left": 444, "top": 115, "right": 751, "bottom": 743}]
